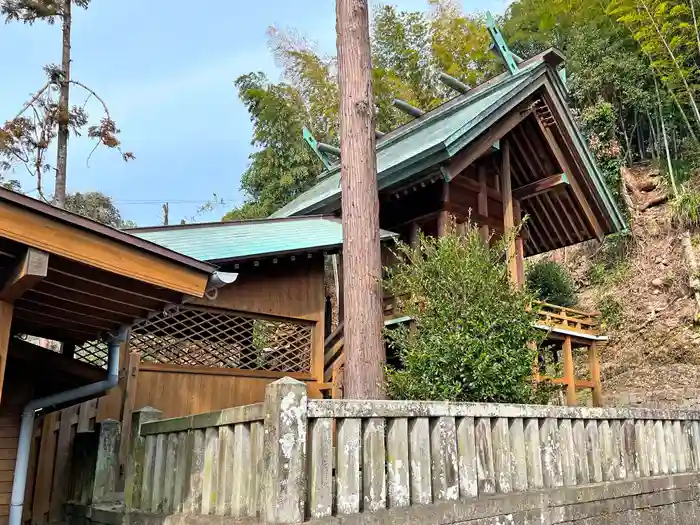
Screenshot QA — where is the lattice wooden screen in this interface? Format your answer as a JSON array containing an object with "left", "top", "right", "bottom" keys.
[
  {"left": 74, "top": 340, "right": 109, "bottom": 369},
  {"left": 129, "top": 305, "right": 314, "bottom": 373}
]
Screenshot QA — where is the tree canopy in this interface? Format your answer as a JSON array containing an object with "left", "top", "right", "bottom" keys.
[
  {"left": 225, "top": 0, "right": 700, "bottom": 220},
  {"left": 64, "top": 191, "right": 136, "bottom": 228}
]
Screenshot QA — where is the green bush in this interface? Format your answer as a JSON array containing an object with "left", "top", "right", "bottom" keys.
[
  {"left": 597, "top": 295, "right": 625, "bottom": 330},
  {"left": 526, "top": 260, "right": 578, "bottom": 307},
  {"left": 587, "top": 232, "right": 632, "bottom": 288},
  {"left": 671, "top": 185, "right": 700, "bottom": 230},
  {"left": 383, "top": 224, "right": 546, "bottom": 404}
]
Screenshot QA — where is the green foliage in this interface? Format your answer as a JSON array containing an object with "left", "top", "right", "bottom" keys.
[
  {"left": 383, "top": 224, "right": 546, "bottom": 403},
  {"left": 64, "top": 191, "right": 135, "bottom": 228},
  {"left": 526, "top": 260, "right": 578, "bottom": 307},
  {"left": 587, "top": 232, "right": 632, "bottom": 287},
  {"left": 670, "top": 184, "right": 700, "bottom": 228},
  {"left": 596, "top": 294, "right": 625, "bottom": 329},
  {"left": 224, "top": 72, "right": 323, "bottom": 219}
]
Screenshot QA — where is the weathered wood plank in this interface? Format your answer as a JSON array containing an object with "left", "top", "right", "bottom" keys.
[
  {"left": 490, "top": 417, "right": 512, "bottom": 493},
  {"left": 336, "top": 418, "right": 362, "bottom": 514},
  {"left": 172, "top": 431, "right": 190, "bottom": 513},
  {"left": 540, "top": 418, "right": 563, "bottom": 488},
  {"left": 386, "top": 418, "right": 410, "bottom": 508},
  {"left": 201, "top": 427, "right": 220, "bottom": 514},
  {"left": 231, "top": 423, "right": 251, "bottom": 517},
  {"left": 184, "top": 429, "right": 205, "bottom": 514},
  {"left": 150, "top": 433, "right": 166, "bottom": 513},
  {"left": 248, "top": 421, "right": 264, "bottom": 518},
  {"left": 308, "top": 418, "right": 333, "bottom": 517},
  {"left": 475, "top": 417, "right": 495, "bottom": 495},
  {"left": 585, "top": 419, "right": 603, "bottom": 483},
  {"left": 140, "top": 435, "right": 156, "bottom": 511},
  {"left": 456, "top": 417, "right": 478, "bottom": 499},
  {"left": 430, "top": 417, "right": 459, "bottom": 501},
  {"left": 215, "top": 426, "right": 233, "bottom": 516},
  {"left": 524, "top": 418, "right": 543, "bottom": 489},
  {"left": 162, "top": 433, "right": 178, "bottom": 514},
  {"left": 363, "top": 418, "right": 387, "bottom": 512},
  {"left": 509, "top": 418, "right": 527, "bottom": 491}
]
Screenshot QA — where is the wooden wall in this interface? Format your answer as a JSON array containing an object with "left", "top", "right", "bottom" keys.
[
  {"left": 132, "top": 364, "right": 321, "bottom": 420},
  {"left": 197, "top": 259, "right": 326, "bottom": 322}
]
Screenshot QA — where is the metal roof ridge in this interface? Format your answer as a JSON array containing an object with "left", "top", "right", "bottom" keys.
[
  {"left": 315, "top": 58, "right": 548, "bottom": 181},
  {"left": 125, "top": 214, "right": 337, "bottom": 233}
]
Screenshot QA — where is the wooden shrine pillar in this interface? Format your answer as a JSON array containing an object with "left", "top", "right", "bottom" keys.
[
  {"left": 437, "top": 180, "right": 451, "bottom": 237},
  {"left": 588, "top": 342, "right": 603, "bottom": 407},
  {"left": 562, "top": 336, "right": 576, "bottom": 405},
  {"left": 0, "top": 301, "right": 13, "bottom": 406},
  {"left": 513, "top": 200, "right": 525, "bottom": 287},
  {"left": 477, "top": 165, "right": 489, "bottom": 242},
  {"left": 500, "top": 139, "right": 519, "bottom": 286}
]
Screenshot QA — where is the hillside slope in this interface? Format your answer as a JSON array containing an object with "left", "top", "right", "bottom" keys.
[{"left": 555, "top": 165, "right": 700, "bottom": 408}]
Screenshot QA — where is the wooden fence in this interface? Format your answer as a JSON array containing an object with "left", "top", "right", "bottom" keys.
[{"left": 110, "top": 377, "right": 700, "bottom": 524}]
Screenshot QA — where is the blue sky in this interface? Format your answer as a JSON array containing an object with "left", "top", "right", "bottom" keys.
[{"left": 0, "top": 0, "right": 508, "bottom": 226}]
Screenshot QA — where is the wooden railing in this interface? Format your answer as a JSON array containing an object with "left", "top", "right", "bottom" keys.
[{"left": 534, "top": 301, "right": 601, "bottom": 337}]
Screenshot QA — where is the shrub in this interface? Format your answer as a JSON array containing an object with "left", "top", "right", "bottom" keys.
[
  {"left": 526, "top": 260, "right": 578, "bottom": 307},
  {"left": 587, "top": 232, "right": 632, "bottom": 288},
  {"left": 597, "top": 295, "right": 625, "bottom": 330},
  {"left": 671, "top": 185, "right": 700, "bottom": 230},
  {"left": 383, "top": 223, "right": 546, "bottom": 404}
]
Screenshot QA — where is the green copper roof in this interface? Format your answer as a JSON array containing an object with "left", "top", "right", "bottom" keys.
[
  {"left": 271, "top": 59, "right": 544, "bottom": 218},
  {"left": 128, "top": 216, "right": 397, "bottom": 264}
]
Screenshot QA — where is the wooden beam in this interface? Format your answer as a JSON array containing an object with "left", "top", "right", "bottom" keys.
[
  {"left": 512, "top": 173, "right": 568, "bottom": 201},
  {"left": 0, "top": 247, "right": 48, "bottom": 302},
  {"left": 445, "top": 108, "right": 533, "bottom": 180},
  {"left": 588, "top": 342, "right": 603, "bottom": 407},
  {"left": 500, "top": 139, "right": 518, "bottom": 285},
  {"left": 0, "top": 202, "right": 210, "bottom": 297},
  {"left": 438, "top": 181, "right": 451, "bottom": 237},
  {"left": 477, "top": 165, "right": 489, "bottom": 242},
  {"left": 0, "top": 301, "right": 11, "bottom": 405},
  {"left": 562, "top": 335, "right": 577, "bottom": 406},
  {"left": 513, "top": 200, "right": 525, "bottom": 287},
  {"left": 537, "top": 123, "right": 605, "bottom": 239}
]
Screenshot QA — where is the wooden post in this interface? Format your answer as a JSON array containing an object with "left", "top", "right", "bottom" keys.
[
  {"left": 0, "top": 301, "right": 13, "bottom": 406},
  {"left": 262, "top": 378, "right": 308, "bottom": 523},
  {"left": 124, "top": 407, "right": 162, "bottom": 511},
  {"left": 562, "top": 336, "right": 576, "bottom": 406},
  {"left": 118, "top": 352, "right": 140, "bottom": 486},
  {"left": 92, "top": 419, "right": 121, "bottom": 504},
  {"left": 588, "top": 342, "right": 603, "bottom": 407},
  {"left": 477, "top": 165, "right": 489, "bottom": 242},
  {"left": 500, "top": 139, "right": 518, "bottom": 285},
  {"left": 513, "top": 200, "right": 525, "bottom": 288},
  {"left": 438, "top": 181, "right": 451, "bottom": 237}
]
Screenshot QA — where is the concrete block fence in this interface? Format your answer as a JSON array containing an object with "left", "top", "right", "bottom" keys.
[{"left": 73, "top": 378, "right": 700, "bottom": 525}]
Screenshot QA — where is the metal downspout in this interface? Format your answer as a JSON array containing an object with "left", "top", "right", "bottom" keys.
[{"left": 8, "top": 327, "right": 127, "bottom": 525}]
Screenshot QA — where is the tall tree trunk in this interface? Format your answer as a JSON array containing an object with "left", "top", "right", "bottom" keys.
[
  {"left": 656, "top": 76, "right": 677, "bottom": 197},
  {"left": 691, "top": 0, "right": 700, "bottom": 58},
  {"left": 647, "top": 112, "right": 658, "bottom": 159},
  {"left": 336, "top": 0, "right": 385, "bottom": 399},
  {"left": 54, "top": 0, "right": 72, "bottom": 209}
]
